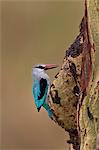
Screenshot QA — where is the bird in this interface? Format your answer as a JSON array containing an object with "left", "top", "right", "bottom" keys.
[{"left": 32, "top": 64, "right": 58, "bottom": 118}]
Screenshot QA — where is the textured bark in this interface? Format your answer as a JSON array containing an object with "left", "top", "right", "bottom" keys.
[
  {"left": 79, "top": 0, "right": 99, "bottom": 149},
  {"left": 49, "top": 0, "right": 99, "bottom": 149}
]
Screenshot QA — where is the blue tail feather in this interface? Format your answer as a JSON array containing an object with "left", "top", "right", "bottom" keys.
[{"left": 43, "top": 102, "right": 53, "bottom": 118}]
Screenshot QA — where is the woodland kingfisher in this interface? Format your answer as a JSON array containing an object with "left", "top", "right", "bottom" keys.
[{"left": 32, "top": 64, "right": 58, "bottom": 118}]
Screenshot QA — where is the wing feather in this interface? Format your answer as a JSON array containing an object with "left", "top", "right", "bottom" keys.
[
  {"left": 32, "top": 78, "right": 48, "bottom": 109},
  {"left": 38, "top": 78, "right": 47, "bottom": 100}
]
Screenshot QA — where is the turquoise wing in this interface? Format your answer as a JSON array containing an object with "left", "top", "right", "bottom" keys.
[{"left": 32, "top": 78, "right": 48, "bottom": 110}]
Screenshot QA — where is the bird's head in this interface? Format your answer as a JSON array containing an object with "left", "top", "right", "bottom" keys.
[{"left": 32, "top": 64, "right": 58, "bottom": 80}]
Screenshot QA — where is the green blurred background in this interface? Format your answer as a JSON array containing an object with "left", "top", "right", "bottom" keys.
[{"left": 1, "top": 1, "right": 83, "bottom": 149}]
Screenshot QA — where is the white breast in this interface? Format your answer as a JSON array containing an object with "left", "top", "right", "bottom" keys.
[{"left": 32, "top": 68, "right": 50, "bottom": 86}]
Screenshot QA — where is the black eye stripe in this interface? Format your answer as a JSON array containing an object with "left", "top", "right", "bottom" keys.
[{"left": 35, "top": 66, "right": 45, "bottom": 69}]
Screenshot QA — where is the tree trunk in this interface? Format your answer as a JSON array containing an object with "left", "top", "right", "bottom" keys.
[{"left": 49, "top": 0, "right": 99, "bottom": 149}]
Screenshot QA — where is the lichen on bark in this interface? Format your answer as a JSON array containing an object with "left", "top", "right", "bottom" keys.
[{"left": 49, "top": 0, "right": 99, "bottom": 149}]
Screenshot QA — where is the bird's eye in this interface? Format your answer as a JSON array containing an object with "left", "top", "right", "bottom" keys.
[{"left": 35, "top": 66, "right": 45, "bottom": 69}]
